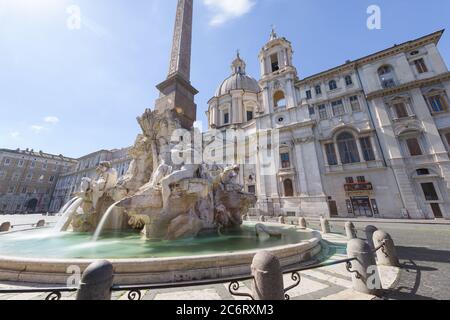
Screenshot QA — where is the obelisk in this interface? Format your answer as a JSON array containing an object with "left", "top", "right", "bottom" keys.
[{"left": 155, "top": 0, "right": 198, "bottom": 130}]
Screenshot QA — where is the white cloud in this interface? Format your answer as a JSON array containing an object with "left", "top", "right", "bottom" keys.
[
  {"left": 203, "top": 0, "right": 256, "bottom": 26},
  {"left": 44, "top": 116, "right": 59, "bottom": 124},
  {"left": 30, "top": 125, "right": 45, "bottom": 133}
]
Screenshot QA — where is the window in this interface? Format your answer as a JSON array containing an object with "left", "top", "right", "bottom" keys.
[
  {"left": 270, "top": 53, "right": 279, "bottom": 72},
  {"left": 337, "top": 132, "right": 361, "bottom": 164},
  {"left": 246, "top": 110, "right": 254, "bottom": 121},
  {"left": 30, "top": 161, "right": 36, "bottom": 168},
  {"left": 223, "top": 112, "right": 230, "bottom": 125},
  {"left": 393, "top": 102, "right": 409, "bottom": 119},
  {"left": 318, "top": 105, "right": 328, "bottom": 120},
  {"left": 329, "top": 80, "right": 337, "bottom": 91},
  {"left": 332, "top": 100, "right": 345, "bottom": 116},
  {"left": 445, "top": 132, "right": 450, "bottom": 147},
  {"left": 283, "top": 179, "right": 294, "bottom": 197},
  {"left": 26, "top": 173, "right": 32, "bottom": 181},
  {"left": 21, "top": 187, "right": 27, "bottom": 194},
  {"left": 49, "top": 176, "right": 55, "bottom": 182},
  {"left": 350, "top": 96, "right": 361, "bottom": 112},
  {"left": 280, "top": 153, "right": 291, "bottom": 169},
  {"left": 428, "top": 95, "right": 448, "bottom": 113},
  {"left": 421, "top": 183, "right": 439, "bottom": 201},
  {"left": 18, "top": 159, "right": 24, "bottom": 167},
  {"left": 248, "top": 185, "right": 256, "bottom": 194},
  {"left": 308, "top": 106, "right": 315, "bottom": 116},
  {"left": 306, "top": 90, "right": 312, "bottom": 100},
  {"left": 12, "top": 173, "right": 20, "bottom": 181},
  {"left": 406, "top": 138, "right": 423, "bottom": 156},
  {"left": 325, "top": 143, "right": 338, "bottom": 165},
  {"left": 8, "top": 186, "right": 14, "bottom": 194},
  {"left": 359, "top": 137, "right": 376, "bottom": 161},
  {"left": 417, "top": 169, "right": 430, "bottom": 176},
  {"left": 378, "top": 65, "right": 396, "bottom": 88},
  {"left": 345, "top": 75, "right": 353, "bottom": 86},
  {"left": 274, "top": 91, "right": 286, "bottom": 108},
  {"left": 345, "top": 177, "right": 355, "bottom": 184},
  {"left": 414, "top": 58, "right": 428, "bottom": 74},
  {"left": 315, "top": 85, "right": 322, "bottom": 95},
  {"left": 3, "top": 158, "right": 11, "bottom": 166},
  {"left": 357, "top": 176, "right": 366, "bottom": 183}
]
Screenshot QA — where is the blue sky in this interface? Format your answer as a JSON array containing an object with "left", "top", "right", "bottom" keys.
[{"left": 0, "top": 0, "right": 449, "bottom": 158}]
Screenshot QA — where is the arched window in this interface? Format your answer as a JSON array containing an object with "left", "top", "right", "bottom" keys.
[
  {"left": 329, "top": 80, "right": 337, "bottom": 91},
  {"left": 274, "top": 91, "right": 286, "bottom": 108},
  {"left": 337, "top": 132, "right": 361, "bottom": 164},
  {"left": 378, "top": 65, "right": 396, "bottom": 88},
  {"left": 283, "top": 179, "right": 294, "bottom": 197}
]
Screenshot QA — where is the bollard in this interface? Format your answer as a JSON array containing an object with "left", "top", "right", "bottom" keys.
[
  {"left": 298, "top": 217, "right": 307, "bottom": 229},
  {"left": 0, "top": 222, "right": 11, "bottom": 232},
  {"left": 320, "top": 217, "right": 331, "bottom": 234},
  {"left": 373, "top": 230, "right": 400, "bottom": 267},
  {"left": 36, "top": 220, "right": 46, "bottom": 228},
  {"left": 365, "top": 225, "right": 378, "bottom": 249},
  {"left": 76, "top": 260, "right": 114, "bottom": 300},
  {"left": 259, "top": 215, "right": 266, "bottom": 222},
  {"left": 251, "top": 251, "right": 284, "bottom": 300},
  {"left": 278, "top": 216, "right": 285, "bottom": 224},
  {"left": 347, "top": 239, "right": 380, "bottom": 295},
  {"left": 345, "top": 222, "right": 357, "bottom": 240}
]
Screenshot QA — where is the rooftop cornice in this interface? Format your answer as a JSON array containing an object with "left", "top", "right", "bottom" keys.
[{"left": 296, "top": 29, "right": 445, "bottom": 85}]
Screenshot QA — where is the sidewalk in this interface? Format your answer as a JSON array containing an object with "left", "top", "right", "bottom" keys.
[{"left": 308, "top": 217, "right": 450, "bottom": 226}]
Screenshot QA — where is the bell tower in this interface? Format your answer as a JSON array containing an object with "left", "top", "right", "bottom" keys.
[{"left": 155, "top": 0, "right": 198, "bottom": 129}]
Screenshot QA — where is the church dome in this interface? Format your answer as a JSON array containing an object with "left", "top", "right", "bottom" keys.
[{"left": 215, "top": 53, "right": 260, "bottom": 97}]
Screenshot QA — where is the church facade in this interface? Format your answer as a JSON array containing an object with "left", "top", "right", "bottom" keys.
[{"left": 206, "top": 29, "right": 450, "bottom": 220}]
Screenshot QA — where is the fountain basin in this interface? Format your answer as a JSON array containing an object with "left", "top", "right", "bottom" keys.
[{"left": 0, "top": 223, "right": 322, "bottom": 285}]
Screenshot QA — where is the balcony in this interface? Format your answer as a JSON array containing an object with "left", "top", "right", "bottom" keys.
[{"left": 344, "top": 182, "right": 374, "bottom": 192}]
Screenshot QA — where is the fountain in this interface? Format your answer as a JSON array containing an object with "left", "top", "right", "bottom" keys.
[{"left": 0, "top": 0, "right": 322, "bottom": 285}]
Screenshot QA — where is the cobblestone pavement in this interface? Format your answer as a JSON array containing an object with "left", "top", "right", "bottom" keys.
[
  {"left": 306, "top": 220, "right": 450, "bottom": 300},
  {"left": 0, "top": 233, "right": 390, "bottom": 301}
]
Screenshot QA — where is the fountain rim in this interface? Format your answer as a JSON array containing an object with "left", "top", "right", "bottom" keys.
[{"left": 0, "top": 224, "right": 323, "bottom": 285}]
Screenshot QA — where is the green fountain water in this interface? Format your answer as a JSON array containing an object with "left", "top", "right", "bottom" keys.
[{"left": 0, "top": 223, "right": 313, "bottom": 260}]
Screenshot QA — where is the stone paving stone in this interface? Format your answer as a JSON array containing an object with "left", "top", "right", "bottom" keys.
[
  {"left": 321, "top": 289, "right": 375, "bottom": 300},
  {"left": 154, "top": 289, "right": 222, "bottom": 301},
  {"left": 302, "top": 269, "right": 353, "bottom": 288},
  {"left": 222, "top": 282, "right": 252, "bottom": 301},
  {"left": 283, "top": 274, "right": 329, "bottom": 298}
]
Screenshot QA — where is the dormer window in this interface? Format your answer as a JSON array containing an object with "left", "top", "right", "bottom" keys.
[{"left": 270, "top": 53, "right": 280, "bottom": 72}]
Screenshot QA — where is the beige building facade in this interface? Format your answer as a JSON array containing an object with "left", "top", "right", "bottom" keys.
[{"left": 0, "top": 148, "right": 76, "bottom": 214}]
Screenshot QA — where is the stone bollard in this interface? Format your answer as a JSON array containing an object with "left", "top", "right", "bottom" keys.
[
  {"left": 298, "top": 217, "right": 307, "bottom": 229},
  {"left": 345, "top": 222, "right": 357, "bottom": 240},
  {"left": 0, "top": 222, "right": 11, "bottom": 232},
  {"left": 251, "top": 251, "right": 284, "bottom": 300},
  {"left": 278, "top": 216, "right": 285, "bottom": 224},
  {"left": 347, "top": 239, "right": 380, "bottom": 295},
  {"left": 259, "top": 215, "right": 266, "bottom": 222},
  {"left": 320, "top": 217, "right": 331, "bottom": 234},
  {"left": 76, "top": 260, "right": 114, "bottom": 300},
  {"left": 365, "top": 225, "right": 378, "bottom": 249},
  {"left": 373, "top": 230, "right": 400, "bottom": 267},
  {"left": 36, "top": 220, "right": 46, "bottom": 228}
]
